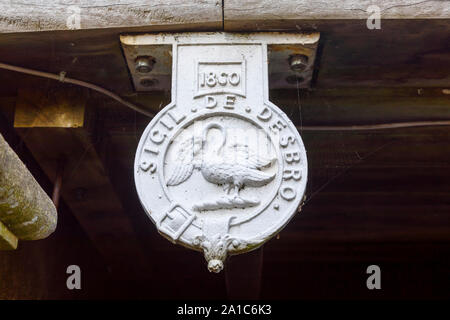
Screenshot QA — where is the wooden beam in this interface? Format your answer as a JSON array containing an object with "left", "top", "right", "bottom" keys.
[
  {"left": 0, "top": 22, "right": 448, "bottom": 98},
  {"left": 0, "top": 219, "right": 18, "bottom": 250},
  {"left": 2, "top": 0, "right": 448, "bottom": 34},
  {"left": 270, "top": 88, "right": 450, "bottom": 126},
  {"left": 0, "top": 132, "right": 57, "bottom": 241},
  {"left": 225, "top": 0, "right": 450, "bottom": 29},
  {"left": 0, "top": 0, "right": 222, "bottom": 33},
  {"left": 14, "top": 88, "right": 86, "bottom": 128},
  {"left": 12, "top": 87, "right": 151, "bottom": 277}
]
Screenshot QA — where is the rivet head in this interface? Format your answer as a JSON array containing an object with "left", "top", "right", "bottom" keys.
[
  {"left": 245, "top": 107, "right": 251, "bottom": 113},
  {"left": 135, "top": 56, "right": 155, "bottom": 73},
  {"left": 289, "top": 54, "right": 309, "bottom": 73}
]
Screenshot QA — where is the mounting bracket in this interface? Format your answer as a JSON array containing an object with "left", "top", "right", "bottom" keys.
[
  {"left": 124, "top": 32, "right": 317, "bottom": 272},
  {"left": 121, "top": 32, "right": 320, "bottom": 92}
]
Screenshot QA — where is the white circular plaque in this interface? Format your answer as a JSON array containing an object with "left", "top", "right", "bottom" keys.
[{"left": 134, "top": 34, "right": 308, "bottom": 272}]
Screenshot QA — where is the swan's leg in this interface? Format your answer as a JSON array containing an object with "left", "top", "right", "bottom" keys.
[{"left": 233, "top": 185, "right": 240, "bottom": 197}]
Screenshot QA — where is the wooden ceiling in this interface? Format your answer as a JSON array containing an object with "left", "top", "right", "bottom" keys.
[{"left": 0, "top": 5, "right": 449, "bottom": 299}]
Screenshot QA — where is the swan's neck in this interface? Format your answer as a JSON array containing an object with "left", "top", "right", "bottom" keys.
[{"left": 202, "top": 123, "right": 226, "bottom": 155}]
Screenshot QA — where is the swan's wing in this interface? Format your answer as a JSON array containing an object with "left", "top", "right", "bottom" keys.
[
  {"left": 166, "top": 137, "right": 197, "bottom": 186},
  {"left": 166, "top": 162, "right": 194, "bottom": 186},
  {"left": 225, "top": 144, "right": 274, "bottom": 169},
  {"left": 247, "top": 147, "right": 275, "bottom": 168}
]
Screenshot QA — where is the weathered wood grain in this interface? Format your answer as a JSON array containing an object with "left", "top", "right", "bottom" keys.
[
  {"left": 225, "top": 0, "right": 450, "bottom": 24},
  {"left": 2, "top": 0, "right": 448, "bottom": 33},
  {"left": 0, "top": 132, "right": 57, "bottom": 241},
  {"left": 0, "top": 0, "right": 222, "bottom": 33}
]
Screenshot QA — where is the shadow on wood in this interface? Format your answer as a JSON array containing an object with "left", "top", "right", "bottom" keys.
[{"left": 225, "top": 247, "right": 263, "bottom": 300}]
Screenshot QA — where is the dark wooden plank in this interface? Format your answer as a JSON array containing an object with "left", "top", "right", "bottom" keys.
[
  {"left": 226, "top": 19, "right": 450, "bottom": 88},
  {"left": 225, "top": 248, "right": 264, "bottom": 300},
  {"left": 8, "top": 88, "right": 152, "bottom": 280}
]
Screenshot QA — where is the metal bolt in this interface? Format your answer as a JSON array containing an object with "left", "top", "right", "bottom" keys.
[
  {"left": 135, "top": 56, "right": 155, "bottom": 73},
  {"left": 289, "top": 54, "right": 309, "bottom": 73}
]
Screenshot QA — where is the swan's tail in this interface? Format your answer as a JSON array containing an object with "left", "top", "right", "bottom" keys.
[{"left": 244, "top": 169, "right": 276, "bottom": 187}]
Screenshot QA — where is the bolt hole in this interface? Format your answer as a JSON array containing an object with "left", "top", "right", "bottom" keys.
[
  {"left": 286, "top": 75, "right": 305, "bottom": 85},
  {"left": 140, "top": 78, "right": 158, "bottom": 87}
]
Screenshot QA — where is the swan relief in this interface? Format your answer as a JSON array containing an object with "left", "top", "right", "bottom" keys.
[{"left": 166, "top": 121, "right": 277, "bottom": 211}]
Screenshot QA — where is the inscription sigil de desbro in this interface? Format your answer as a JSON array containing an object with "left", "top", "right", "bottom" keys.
[{"left": 133, "top": 33, "right": 309, "bottom": 272}]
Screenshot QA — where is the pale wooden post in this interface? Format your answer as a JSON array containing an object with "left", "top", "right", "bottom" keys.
[{"left": 0, "top": 133, "right": 57, "bottom": 249}]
